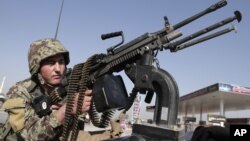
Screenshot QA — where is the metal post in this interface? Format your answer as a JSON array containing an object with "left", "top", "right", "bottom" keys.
[{"left": 220, "top": 99, "right": 225, "bottom": 116}]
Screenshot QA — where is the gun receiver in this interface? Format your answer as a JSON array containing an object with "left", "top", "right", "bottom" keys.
[
  {"left": 62, "top": 1, "right": 242, "bottom": 141},
  {"left": 91, "top": 1, "right": 241, "bottom": 81}
]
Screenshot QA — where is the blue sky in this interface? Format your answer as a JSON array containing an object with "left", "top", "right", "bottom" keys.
[{"left": 0, "top": 0, "right": 249, "bottom": 118}]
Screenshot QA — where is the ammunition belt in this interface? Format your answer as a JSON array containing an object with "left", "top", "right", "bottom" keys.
[{"left": 61, "top": 55, "right": 115, "bottom": 141}]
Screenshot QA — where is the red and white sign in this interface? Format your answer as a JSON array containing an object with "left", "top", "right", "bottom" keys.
[{"left": 133, "top": 95, "right": 141, "bottom": 119}]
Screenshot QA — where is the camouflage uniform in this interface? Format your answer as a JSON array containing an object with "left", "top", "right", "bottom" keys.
[
  {"left": 0, "top": 38, "right": 123, "bottom": 141},
  {"left": 0, "top": 38, "right": 70, "bottom": 141}
]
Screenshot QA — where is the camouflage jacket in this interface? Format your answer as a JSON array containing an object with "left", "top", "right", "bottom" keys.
[{"left": 1, "top": 78, "right": 64, "bottom": 141}]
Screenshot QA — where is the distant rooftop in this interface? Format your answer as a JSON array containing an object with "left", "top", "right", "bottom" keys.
[
  {"left": 178, "top": 83, "right": 250, "bottom": 115},
  {"left": 146, "top": 83, "right": 250, "bottom": 116}
]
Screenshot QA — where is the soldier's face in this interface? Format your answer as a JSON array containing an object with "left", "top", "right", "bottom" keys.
[{"left": 40, "top": 54, "right": 66, "bottom": 86}]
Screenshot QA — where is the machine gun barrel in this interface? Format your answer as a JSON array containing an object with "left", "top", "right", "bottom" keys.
[
  {"left": 173, "top": 0, "right": 227, "bottom": 30},
  {"left": 168, "top": 11, "right": 241, "bottom": 51},
  {"left": 174, "top": 26, "right": 236, "bottom": 51},
  {"left": 156, "top": 0, "right": 227, "bottom": 40}
]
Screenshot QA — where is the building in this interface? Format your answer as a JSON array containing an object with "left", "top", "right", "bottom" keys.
[{"left": 178, "top": 83, "right": 250, "bottom": 127}]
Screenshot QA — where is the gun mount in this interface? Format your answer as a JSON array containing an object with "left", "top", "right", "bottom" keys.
[{"left": 62, "top": 1, "right": 242, "bottom": 141}]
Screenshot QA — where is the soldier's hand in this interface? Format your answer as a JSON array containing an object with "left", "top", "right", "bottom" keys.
[
  {"left": 51, "top": 104, "right": 62, "bottom": 111},
  {"left": 82, "top": 89, "right": 92, "bottom": 112},
  {"left": 72, "top": 90, "right": 92, "bottom": 114},
  {"left": 53, "top": 90, "right": 92, "bottom": 123}
]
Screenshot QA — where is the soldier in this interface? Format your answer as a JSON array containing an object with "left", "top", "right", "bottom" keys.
[{"left": 0, "top": 38, "right": 92, "bottom": 140}]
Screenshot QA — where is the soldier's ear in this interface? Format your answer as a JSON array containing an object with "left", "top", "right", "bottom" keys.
[{"left": 37, "top": 73, "right": 45, "bottom": 85}]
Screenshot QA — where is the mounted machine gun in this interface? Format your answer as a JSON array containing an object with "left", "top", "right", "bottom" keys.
[{"left": 62, "top": 0, "right": 242, "bottom": 141}]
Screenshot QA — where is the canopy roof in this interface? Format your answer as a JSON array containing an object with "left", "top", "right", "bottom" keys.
[{"left": 178, "top": 83, "right": 250, "bottom": 115}]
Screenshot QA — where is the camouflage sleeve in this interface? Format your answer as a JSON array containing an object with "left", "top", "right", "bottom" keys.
[
  {"left": 20, "top": 110, "right": 63, "bottom": 141},
  {"left": 6, "top": 84, "right": 63, "bottom": 140}
]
